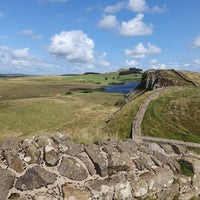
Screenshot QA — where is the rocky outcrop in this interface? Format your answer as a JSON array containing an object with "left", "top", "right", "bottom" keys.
[
  {"left": 1, "top": 134, "right": 200, "bottom": 199},
  {"left": 127, "top": 69, "right": 197, "bottom": 100}
]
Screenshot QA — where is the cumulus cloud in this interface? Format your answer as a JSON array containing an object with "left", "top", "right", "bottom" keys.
[
  {"left": 0, "top": 46, "right": 60, "bottom": 74},
  {"left": 12, "top": 48, "right": 29, "bottom": 58},
  {"left": 97, "top": 52, "right": 111, "bottom": 67},
  {"left": 191, "top": 35, "right": 200, "bottom": 48},
  {"left": 119, "top": 14, "right": 153, "bottom": 36},
  {"left": 182, "top": 58, "right": 200, "bottom": 72},
  {"left": 125, "top": 42, "right": 162, "bottom": 58},
  {"left": 128, "top": 0, "right": 147, "bottom": 12},
  {"left": 0, "top": 46, "right": 31, "bottom": 66},
  {"left": 104, "top": 2, "right": 125, "bottom": 13},
  {"left": 104, "top": 0, "right": 166, "bottom": 14},
  {"left": 150, "top": 63, "right": 166, "bottom": 70},
  {"left": 48, "top": 30, "right": 95, "bottom": 64},
  {"left": 97, "top": 15, "right": 119, "bottom": 29},
  {"left": 125, "top": 59, "right": 138, "bottom": 67},
  {"left": 149, "top": 59, "right": 158, "bottom": 64}
]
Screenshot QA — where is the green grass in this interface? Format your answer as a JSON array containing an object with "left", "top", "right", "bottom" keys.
[
  {"left": 142, "top": 87, "right": 200, "bottom": 143},
  {"left": 0, "top": 74, "right": 131, "bottom": 142},
  {"left": 64, "top": 73, "right": 141, "bottom": 85},
  {"left": 103, "top": 91, "right": 153, "bottom": 140},
  {"left": 177, "top": 159, "right": 194, "bottom": 177},
  {"left": 186, "top": 146, "right": 200, "bottom": 154}
]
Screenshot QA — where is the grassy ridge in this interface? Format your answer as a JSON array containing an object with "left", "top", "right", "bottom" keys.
[{"left": 142, "top": 87, "right": 200, "bottom": 142}]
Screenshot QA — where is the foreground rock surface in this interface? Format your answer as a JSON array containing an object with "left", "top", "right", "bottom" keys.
[{"left": 0, "top": 134, "right": 200, "bottom": 199}]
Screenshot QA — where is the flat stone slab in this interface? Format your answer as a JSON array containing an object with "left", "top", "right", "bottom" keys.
[
  {"left": 15, "top": 165, "right": 57, "bottom": 191},
  {"left": 58, "top": 157, "right": 88, "bottom": 181}
]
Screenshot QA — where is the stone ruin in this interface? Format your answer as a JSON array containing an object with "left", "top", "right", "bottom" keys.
[{"left": 0, "top": 133, "right": 200, "bottom": 200}]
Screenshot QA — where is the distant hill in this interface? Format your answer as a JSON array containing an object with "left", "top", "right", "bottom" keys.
[
  {"left": 118, "top": 67, "right": 143, "bottom": 75},
  {"left": 0, "top": 74, "right": 31, "bottom": 78}
]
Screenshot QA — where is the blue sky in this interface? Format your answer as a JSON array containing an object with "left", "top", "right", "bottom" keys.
[{"left": 0, "top": 0, "right": 200, "bottom": 74}]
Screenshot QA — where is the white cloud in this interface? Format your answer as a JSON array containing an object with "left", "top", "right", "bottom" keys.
[
  {"left": 0, "top": 46, "right": 34, "bottom": 68},
  {"left": 149, "top": 59, "right": 158, "bottom": 64},
  {"left": 125, "top": 42, "right": 161, "bottom": 58},
  {"left": 191, "top": 35, "right": 200, "bottom": 48},
  {"left": 194, "top": 58, "right": 200, "bottom": 65},
  {"left": 125, "top": 60, "right": 138, "bottom": 67},
  {"left": 12, "top": 48, "right": 29, "bottom": 58},
  {"left": 128, "top": 0, "right": 147, "bottom": 12},
  {"left": 19, "top": 30, "right": 44, "bottom": 41},
  {"left": 19, "top": 29, "right": 34, "bottom": 36},
  {"left": 104, "top": 2, "right": 125, "bottom": 13},
  {"left": 183, "top": 58, "right": 200, "bottom": 72},
  {"left": 97, "top": 52, "right": 111, "bottom": 67},
  {"left": 151, "top": 63, "right": 166, "bottom": 70},
  {"left": 48, "top": 30, "right": 95, "bottom": 64},
  {"left": 104, "top": 0, "right": 166, "bottom": 14},
  {"left": 119, "top": 14, "right": 153, "bottom": 36},
  {"left": 151, "top": 5, "right": 166, "bottom": 14},
  {"left": 98, "top": 15, "right": 119, "bottom": 29},
  {"left": 0, "top": 46, "right": 61, "bottom": 74}
]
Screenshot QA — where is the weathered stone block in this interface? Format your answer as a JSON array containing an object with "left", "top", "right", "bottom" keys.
[
  {"left": 58, "top": 157, "right": 88, "bottom": 181},
  {"left": 44, "top": 147, "right": 59, "bottom": 166},
  {"left": 0, "top": 168, "right": 16, "bottom": 200},
  {"left": 15, "top": 165, "right": 57, "bottom": 191},
  {"left": 37, "top": 135, "right": 56, "bottom": 148},
  {"left": 3, "top": 150, "right": 24, "bottom": 173},
  {"left": 85, "top": 144, "right": 108, "bottom": 177},
  {"left": 24, "top": 143, "right": 40, "bottom": 164},
  {"left": 108, "top": 152, "right": 133, "bottom": 174},
  {"left": 114, "top": 181, "right": 133, "bottom": 200},
  {"left": 154, "top": 167, "right": 174, "bottom": 187},
  {"left": 86, "top": 180, "right": 114, "bottom": 199},
  {"left": 62, "top": 184, "right": 90, "bottom": 200}
]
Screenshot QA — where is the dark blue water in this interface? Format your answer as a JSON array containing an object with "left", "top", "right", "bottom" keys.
[{"left": 102, "top": 82, "right": 139, "bottom": 94}]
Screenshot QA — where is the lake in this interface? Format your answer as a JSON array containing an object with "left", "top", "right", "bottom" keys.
[{"left": 102, "top": 82, "right": 139, "bottom": 94}]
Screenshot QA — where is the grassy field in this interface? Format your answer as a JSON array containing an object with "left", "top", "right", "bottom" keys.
[
  {"left": 0, "top": 73, "right": 141, "bottom": 142},
  {"left": 1, "top": 69, "right": 199, "bottom": 143},
  {"left": 142, "top": 87, "right": 200, "bottom": 143}
]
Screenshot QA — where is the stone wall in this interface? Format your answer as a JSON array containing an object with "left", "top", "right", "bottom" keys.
[{"left": 0, "top": 133, "right": 200, "bottom": 200}]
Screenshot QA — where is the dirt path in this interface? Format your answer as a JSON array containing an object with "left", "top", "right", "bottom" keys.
[{"left": 131, "top": 88, "right": 168, "bottom": 139}]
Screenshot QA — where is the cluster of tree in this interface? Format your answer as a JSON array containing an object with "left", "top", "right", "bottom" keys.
[
  {"left": 84, "top": 72, "right": 101, "bottom": 75},
  {"left": 119, "top": 67, "right": 143, "bottom": 75}
]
